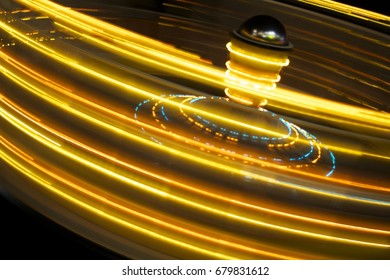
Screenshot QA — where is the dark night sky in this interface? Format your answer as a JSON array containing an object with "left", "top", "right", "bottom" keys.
[
  {"left": 0, "top": 188, "right": 125, "bottom": 260},
  {"left": 339, "top": 0, "right": 388, "bottom": 15}
]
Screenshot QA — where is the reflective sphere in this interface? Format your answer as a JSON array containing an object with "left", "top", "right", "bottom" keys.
[{"left": 237, "top": 15, "right": 290, "bottom": 47}]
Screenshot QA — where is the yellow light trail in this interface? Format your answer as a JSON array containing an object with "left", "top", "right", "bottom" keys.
[
  {"left": 2, "top": 133, "right": 302, "bottom": 259},
  {"left": 3, "top": 99, "right": 388, "bottom": 251},
  {"left": 0, "top": 26, "right": 388, "bottom": 219},
  {"left": 13, "top": 0, "right": 390, "bottom": 140},
  {"left": 1, "top": 52, "right": 389, "bottom": 251},
  {"left": 2, "top": 91, "right": 385, "bottom": 242},
  {"left": 1, "top": 47, "right": 389, "bottom": 200},
  {"left": 299, "top": 0, "right": 390, "bottom": 28},
  {"left": 2, "top": 13, "right": 390, "bottom": 163},
  {"left": 1, "top": 0, "right": 389, "bottom": 259},
  {"left": 2, "top": 63, "right": 388, "bottom": 236}
]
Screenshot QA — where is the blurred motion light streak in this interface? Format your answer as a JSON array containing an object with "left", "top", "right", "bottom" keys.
[
  {"left": 0, "top": 0, "right": 389, "bottom": 259},
  {"left": 14, "top": 0, "right": 390, "bottom": 138}
]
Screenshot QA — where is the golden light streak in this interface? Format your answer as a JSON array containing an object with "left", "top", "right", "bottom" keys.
[
  {"left": 1, "top": 56, "right": 389, "bottom": 250},
  {"left": 1, "top": 0, "right": 389, "bottom": 259},
  {"left": 1, "top": 134, "right": 298, "bottom": 259},
  {"left": 14, "top": 0, "right": 390, "bottom": 138},
  {"left": 0, "top": 25, "right": 390, "bottom": 201},
  {"left": 227, "top": 42, "right": 290, "bottom": 66},
  {"left": 1, "top": 63, "right": 389, "bottom": 250},
  {"left": 299, "top": 0, "right": 390, "bottom": 28},
  {"left": 3, "top": 93, "right": 385, "bottom": 242}
]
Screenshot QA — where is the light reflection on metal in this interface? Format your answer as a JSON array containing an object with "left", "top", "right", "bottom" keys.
[{"left": 225, "top": 15, "right": 293, "bottom": 108}]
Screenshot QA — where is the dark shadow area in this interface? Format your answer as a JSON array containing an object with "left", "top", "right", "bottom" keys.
[{"left": 0, "top": 183, "right": 127, "bottom": 260}]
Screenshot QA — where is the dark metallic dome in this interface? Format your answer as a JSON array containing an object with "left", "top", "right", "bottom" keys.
[{"left": 233, "top": 15, "right": 293, "bottom": 49}]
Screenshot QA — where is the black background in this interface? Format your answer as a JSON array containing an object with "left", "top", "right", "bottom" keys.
[{"left": 0, "top": 191, "right": 125, "bottom": 259}]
